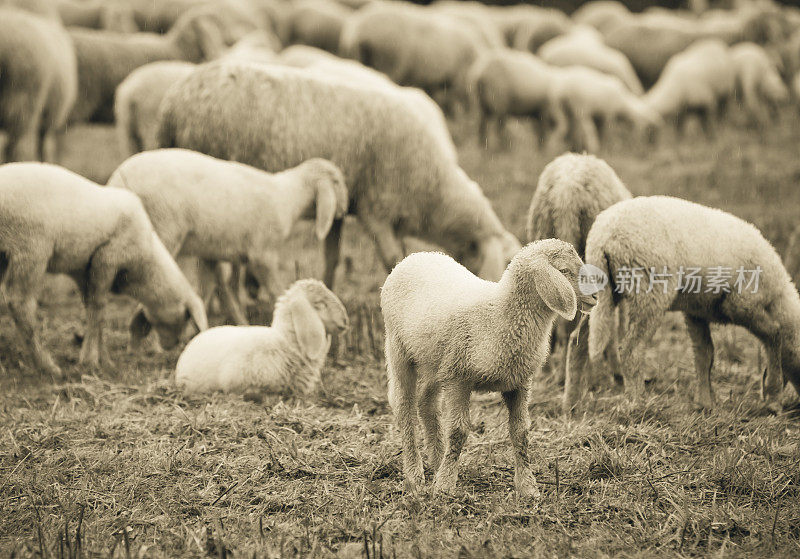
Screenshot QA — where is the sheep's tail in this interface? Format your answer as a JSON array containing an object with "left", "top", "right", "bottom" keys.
[
  {"left": 114, "top": 93, "right": 142, "bottom": 158},
  {"left": 587, "top": 251, "right": 616, "bottom": 364}
]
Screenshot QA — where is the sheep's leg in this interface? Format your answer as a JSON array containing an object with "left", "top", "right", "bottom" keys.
[
  {"left": 617, "top": 313, "right": 658, "bottom": 401},
  {"left": 684, "top": 314, "right": 715, "bottom": 409},
  {"left": 8, "top": 295, "right": 62, "bottom": 378},
  {"left": 323, "top": 218, "right": 343, "bottom": 288},
  {"left": 546, "top": 104, "right": 569, "bottom": 154},
  {"left": 760, "top": 339, "right": 784, "bottom": 412},
  {"left": 417, "top": 377, "right": 443, "bottom": 470},
  {"left": 212, "top": 261, "right": 248, "bottom": 326},
  {"left": 576, "top": 115, "right": 600, "bottom": 154},
  {"left": 564, "top": 315, "right": 590, "bottom": 414},
  {"left": 359, "top": 215, "right": 404, "bottom": 273},
  {"left": 79, "top": 252, "right": 121, "bottom": 367},
  {"left": 433, "top": 382, "right": 471, "bottom": 494},
  {"left": 503, "top": 384, "right": 540, "bottom": 499},
  {"left": 386, "top": 337, "right": 424, "bottom": 490},
  {"left": 479, "top": 112, "right": 491, "bottom": 149},
  {"left": 248, "top": 254, "right": 283, "bottom": 322},
  {"left": 699, "top": 106, "right": 716, "bottom": 138}
]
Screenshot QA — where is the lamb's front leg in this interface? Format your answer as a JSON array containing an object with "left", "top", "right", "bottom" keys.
[
  {"left": 433, "top": 382, "right": 471, "bottom": 494},
  {"left": 503, "top": 383, "right": 540, "bottom": 499},
  {"left": 80, "top": 260, "right": 117, "bottom": 368}
]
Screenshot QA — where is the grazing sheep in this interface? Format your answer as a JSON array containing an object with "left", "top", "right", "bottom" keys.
[
  {"left": 565, "top": 195, "right": 800, "bottom": 413},
  {"left": 114, "top": 31, "right": 279, "bottom": 158},
  {"left": 547, "top": 66, "right": 663, "bottom": 154},
  {"left": 282, "top": 0, "right": 350, "bottom": 54},
  {"left": 0, "top": 6, "right": 77, "bottom": 163},
  {"left": 538, "top": 26, "right": 644, "bottom": 95},
  {"left": 69, "top": 7, "right": 239, "bottom": 124},
  {"left": 730, "top": 42, "right": 788, "bottom": 126},
  {"left": 527, "top": 153, "right": 632, "bottom": 378},
  {"left": 175, "top": 279, "right": 347, "bottom": 394},
  {"left": 107, "top": 149, "right": 348, "bottom": 325},
  {"left": 467, "top": 49, "right": 554, "bottom": 148},
  {"left": 571, "top": 1, "right": 630, "bottom": 34},
  {"left": 643, "top": 39, "right": 735, "bottom": 137},
  {"left": 381, "top": 241, "right": 597, "bottom": 495},
  {"left": 277, "top": 45, "right": 457, "bottom": 162},
  {"left": 157, "top": 63, "right": 521, "bottom": 287},
  {"left": 339, "top": 2, "right": 483, "bottom": 111},
  {"left": 0, "top": 162, "right": 208, "bottom": 377}
]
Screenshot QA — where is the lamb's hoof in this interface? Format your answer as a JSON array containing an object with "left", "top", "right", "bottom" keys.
[
  {"left": 692, "top": 394, "right": 715, "bottom": 411},
  {"left": 764, "top": 400, "right": 783, "bottom": 415},
  {"left": 514, "top": 472, "right": 541, "bottom": 500},
  {"left": 432, "top": 474, "right": 457, "bottom": 496},
  {"left": 403, "top": 466, "right": 425, "bottom": 494}
]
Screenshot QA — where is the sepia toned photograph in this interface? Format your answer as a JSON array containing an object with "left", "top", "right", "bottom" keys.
[{"left": 0, "top": 0, "right": 799, "bottom": 556}]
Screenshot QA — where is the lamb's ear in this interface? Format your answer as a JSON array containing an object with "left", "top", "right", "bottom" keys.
[
  {"left": 289, "top": 295, "right": 327, "bottom": 360},
  {"left": 314, "top": 182, "right": 339, "bottom": 241},
  {"left": 194, "top": 16, "right": 226, "bottom": 60},
  {"left": 129, "top": 307, "right": 152, "bottom": 349},
  {"left": 186, "top": 295, "right": 209, "bottom": 333},
  {"left": 532, "top": 261, "right": 577, "bottom": 320}
]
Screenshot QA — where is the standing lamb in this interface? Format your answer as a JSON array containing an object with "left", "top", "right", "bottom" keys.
[
  {"left": 68, "top": 7, "right": 236, "bottom": 124},
  {"left": 0, "top": 163, "right": 207, "bottom": 377},
  {"left": 527, "top": 153, "right": 632, "bottom": 379},
  {"left": 176, "top": 279, "right": 347, "bottom": 394},
  {"left": 565, "top": 196, "right": 800, "bottom": 414},
  {"left": 537, "top": 26, "right": 644, "bottom": 95},
  {"left": 381, "top": 241, "right": 597, "bottom": 496},
  {"left": 547, "top": 66, "right": 663, "bottom": 153},
  {"left": 157, "top": 63, "right": 521, "bottom": 287},
  {"left": 0, "top": 6, "right": 77, "bottom": 163},
  {"left": 643, "top": 39, "right": 735, "bottom": 137},
  {"left": 730, "top": 42, "right": 788, "bottom": 127},
  {"left": 107, "top": 149, "right": 348, "bottom": 325}
]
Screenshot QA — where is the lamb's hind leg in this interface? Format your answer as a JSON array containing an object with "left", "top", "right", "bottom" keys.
[
  {"left": 433, "top": 381, "right": 471, "bottom": 494},
  {"left": 418, "top": 377, "right": 443, "bottom": 470},
  {"left": 684, "top": 314, "right": 715, "bottom": 409},
  {"left": 386, "top": 336, "right": 424, "bottom": 490},
  {"left": 503, "top": 383, "right": 540, "bottom": 498},
  {"left": 4, "top": 253, "right": 62, "bottom": 377}
]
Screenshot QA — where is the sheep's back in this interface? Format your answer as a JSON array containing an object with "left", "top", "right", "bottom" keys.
[
  {"left": 158, "top": 63, "right": 450, "bottom": 213},
  {"left": 586, "top": 196, "right": 787, "bottom": 302},
  {"left": 381, "top": 252, "right": 495, "bottom": 360}
]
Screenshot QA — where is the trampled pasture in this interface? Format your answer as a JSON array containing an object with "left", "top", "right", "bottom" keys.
[{"left": 1, "top": 111, "right": 800, "bottom": 557}]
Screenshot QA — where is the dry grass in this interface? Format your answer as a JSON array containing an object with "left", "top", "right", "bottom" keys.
[{"left": 1, "top": 108, "right": 800, "bottom": 557}]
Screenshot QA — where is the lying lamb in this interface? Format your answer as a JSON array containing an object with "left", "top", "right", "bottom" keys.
[{"left": 176, "top": 279, "right": 347, "bottom": 394}]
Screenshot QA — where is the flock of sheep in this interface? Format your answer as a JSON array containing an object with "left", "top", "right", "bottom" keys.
[{"left": 1, "top": 0, "right": 800, "bottom": 498}]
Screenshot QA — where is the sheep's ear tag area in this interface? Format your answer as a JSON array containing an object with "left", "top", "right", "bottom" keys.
[{"left": 532, "top": 262, "right": 577, "bottom": 321}]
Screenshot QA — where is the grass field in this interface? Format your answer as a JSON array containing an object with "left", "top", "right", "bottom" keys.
[{"left": 1, "top": 109, "right": 800, "bottom": 558}]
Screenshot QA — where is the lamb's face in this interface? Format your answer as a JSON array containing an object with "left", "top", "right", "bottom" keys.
[
  {"left": 299, "top": 282, "right": 349, "bottom": 334},
  {"left": 537, "top": 240, "right": 598, "bottom": 315}
]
